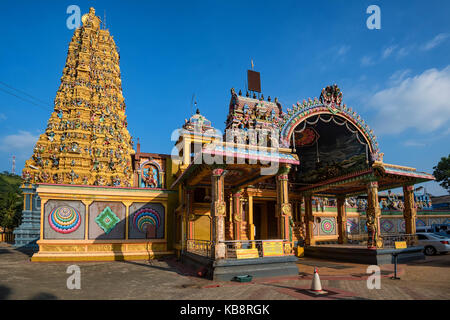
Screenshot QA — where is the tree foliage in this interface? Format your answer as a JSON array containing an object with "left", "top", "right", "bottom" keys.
[
  {"left": 433, "top": 154, "right": 450, "bottom": 193},
  {"left": 0, "top": 172, "right": 23, "bottom": 231}
]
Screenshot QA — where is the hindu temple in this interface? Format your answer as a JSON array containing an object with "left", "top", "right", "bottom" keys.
[{"left": 13, "top": 8, "right": 449, "bottom": 280}]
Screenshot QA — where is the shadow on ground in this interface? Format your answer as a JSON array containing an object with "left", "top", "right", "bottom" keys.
[
  {"left": 118, "top": 256, "right": 201, "bottom": 278},
  {"left": 406, "top": 254, "right": 450, "bottom": 268},
  {"left": 0, "top": 284, "right": 57, "bottom": 300}
]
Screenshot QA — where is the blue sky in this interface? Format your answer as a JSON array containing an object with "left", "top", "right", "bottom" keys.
[{"left": 0, "top": 0, "right": 449, "bottom": 195}]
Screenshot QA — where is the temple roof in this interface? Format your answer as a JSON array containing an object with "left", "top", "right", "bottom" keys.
[
  {"left": 182, "top": 109, "right": 215, "bottom": 133},
  {"left": 170, "top": 141, "right": 299, "bottom": 189},
  {"left": 294, "top": 162, "right": 435, "bottom": 196}
]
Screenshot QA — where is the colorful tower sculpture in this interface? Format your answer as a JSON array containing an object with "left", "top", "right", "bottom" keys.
[{"left": 22, "top": 7, "right": 134, "bottom": 187}]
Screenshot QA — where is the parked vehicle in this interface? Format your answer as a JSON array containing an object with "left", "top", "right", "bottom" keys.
[
  {"left": 416, "top": 232, "right": 450, "bottom": 255},
  {"left": 416, "top": 224, "right": 450, "bottom": 237},
  {"left": 416, "top": 226, "right": 433, "bottom": 233},
  {"left": 431, "top": 224, "right": 450, "bottom": 237}
]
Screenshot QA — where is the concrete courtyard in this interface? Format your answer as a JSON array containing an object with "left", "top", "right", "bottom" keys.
[{"left": 0, "top": 243, "right": 449, "bottom": 300}]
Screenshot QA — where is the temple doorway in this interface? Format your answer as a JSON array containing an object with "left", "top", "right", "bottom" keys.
[{"left": 253, "top": 201, "right": 278, "bottom": 240}]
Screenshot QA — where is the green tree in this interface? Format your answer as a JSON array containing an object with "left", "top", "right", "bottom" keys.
[
  {"left": 433, "top": 155, "right": 450, "bottom": 193},
  {"left": 0, "top": 173, "right": 23, "bottom": 231},
  {"left": 0, "top": 192, "right": 22, "bottom": 230}
]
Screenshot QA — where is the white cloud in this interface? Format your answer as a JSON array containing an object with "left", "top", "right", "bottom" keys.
[
  {"left": 388, "top": 69, "right": 411, "bottom": 85},
  {"left": 396, "top": 46, "right": 410, "bottom": 57},
  {"left": 0, "top": 113, "right": 6, "bottom": 121},
  {"left": 422, "top": 33, "right": 449, "bottom": 51},
  {"left": 369, "top": 66, "right": 450, "bottom": 135},
  {"left": 403, "top": 140, "right": 426, "bottom": 147},
  {"left": 337, "top": 45, "right": 350, "bottom": 56},
  {"left": 0, "top": 131, "right": 39, "bottom": 156},
  {"left": 382, "top": 46, "right": 397, "bottom": 59},
  {"left": 360, "top": 56, "right": 375, "bottom": 67}
]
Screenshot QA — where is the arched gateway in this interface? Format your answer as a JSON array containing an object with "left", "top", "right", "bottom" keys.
[{"left": 172, "top": 84, "right": 434, "bottom": 279}]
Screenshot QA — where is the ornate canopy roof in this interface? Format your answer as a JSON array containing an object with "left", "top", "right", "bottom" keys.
[{"left": 277, "top": 85, "right": 380, "bottom": 160}]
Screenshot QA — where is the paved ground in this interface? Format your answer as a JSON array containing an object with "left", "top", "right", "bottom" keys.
[{"left": 0, "top": 243, "right": 449, "bottom": 300}]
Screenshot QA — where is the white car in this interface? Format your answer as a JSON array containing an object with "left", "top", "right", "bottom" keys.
[{"left": 416, "top": 232, "right": 450, "bottom": 256}]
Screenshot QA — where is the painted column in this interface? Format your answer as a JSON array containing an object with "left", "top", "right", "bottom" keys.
[
  {"left": 183, "top": 137, "right": 191, "bottom": 167},
  {"left": 366, "top": 181, "right": 382, "bottom": 249},
  {"left": 123, "top": 202, "right": 132, "bottom": 240},
  {"left": 276, "top": 165, "right": 292, "bottom": 241},
  {"left": 186, "top": 189, "right": 194, "bottom": 240},
  {"left": 81, "top": 200, "right": 94, "bottom": 240},
  {"left": 226, "top": 194, "right": 234, "bottom": 240},
  {"left": 180, "top": 185, "right": 187, "bottom": 252},
  {"left": 248, "top": 194, "right": 255, "bottom": 247},
  {"left": 304, "top": 194, "right": 315, "bottom": 246},
  {"left": 232, "top": 190, "right": 242, "bottom": 240},
  {"left": 403, "top": 184, "right": 417, "bottom": 238},
  {"left": 211, "top": 167, "right": 226, "bottom": 260},
  {"left": 337, "top": 196, "right": 348, "bottom": 244}
]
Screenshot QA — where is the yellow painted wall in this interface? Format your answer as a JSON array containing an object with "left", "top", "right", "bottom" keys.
[{"left": 194, "top": 215, "right": 211, "bottom": 241}]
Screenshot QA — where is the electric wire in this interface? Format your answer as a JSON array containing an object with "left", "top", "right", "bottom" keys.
[{"left": 0, "top": 81, "right": 53, "bottom": 112}]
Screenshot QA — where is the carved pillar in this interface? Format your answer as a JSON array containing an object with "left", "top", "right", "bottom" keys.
[
  {"left": 232, "top": 190, "right": 242, "bottom": 240},
  {"left": 337, "top": 196, "right": 347, "bottom": 244},
  {"left": 226, "top": 194, "right": 234, "bottom": 240},
  {"left": 211, "top": 167, "right": 226, "bottom": 260},
  {"left": 403, "top": 184, "right": 417, "bottom": 236},
  {"left": 248, "top": 194, "right": 255, "bottom": 246},
  {"left": 276, "top": 165, "right": 292, "bottom": 241},
  {"left": 366, "top": 181, "right": 382, "bottom": 249},
  {"left": 304, "top": 194, "right": 315, "bottom": 246}
]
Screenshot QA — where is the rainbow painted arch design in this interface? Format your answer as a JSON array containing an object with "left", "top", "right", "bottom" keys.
[
  {"left": 48, "top": 206, "right": 81, "bottom": 234},
  {"left": 133, "top": 208, "right": 161, "bottom": 233}
]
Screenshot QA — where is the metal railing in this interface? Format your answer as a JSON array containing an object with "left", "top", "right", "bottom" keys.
[
  {"left": 347, "top": 233, "right": 369, "bottom": 245},
  {"left": 220, "top": 240, "right": 294, "bottom": 259},
  {"left": 347, "top": 233, "right": 418, "bottom": 247},
  {"left": 186, "top": 239, "right": 212, "bottom": 257},
  {"left": 381, "top": 234, "right": 418, "bottom": 248}
]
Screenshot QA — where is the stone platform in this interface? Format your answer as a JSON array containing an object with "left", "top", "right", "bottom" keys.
[
  {"left": 304, "top": 244, "right": 425, "bottom": 265},
  {"left": 181, "top": 251, "right": 299, "bottom": 281}
]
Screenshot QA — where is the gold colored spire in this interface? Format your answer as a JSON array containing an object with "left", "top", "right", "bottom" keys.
[{"left": 23, "top": 7, "right": 134, "bottom": 187}]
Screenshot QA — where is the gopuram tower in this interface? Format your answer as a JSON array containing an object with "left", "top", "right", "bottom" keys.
[{"left": 22, "top": 7, "right": 134, "bottom": 187}]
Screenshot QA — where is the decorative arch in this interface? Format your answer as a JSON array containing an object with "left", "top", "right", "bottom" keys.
[
  {"left": 139, "top": 159, "right": 162, "bottom": 172},
  {"left": 139, "top": 160, "right": 164, "bottom": 188},
  {"left": 278, "top": 101, "right": 380, "bottom": 158}
]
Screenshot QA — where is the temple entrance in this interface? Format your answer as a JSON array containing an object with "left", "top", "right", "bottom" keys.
[
  {"left": 253, "top": 203, "right": 263, "bottom": 240},
  {"left": 253, "top": 201, "right": 278, "bottom": 240}
]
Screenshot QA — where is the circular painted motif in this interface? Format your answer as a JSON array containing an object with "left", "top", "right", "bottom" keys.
[
  {"left": 133, "top": 208, "right": 161, "bottom": 233},
  {"left": 320, "top": 218, "right": 335, "bottom": 234},
  {"left": 48, "top": 206, "right": 81, "bottom": 234}
]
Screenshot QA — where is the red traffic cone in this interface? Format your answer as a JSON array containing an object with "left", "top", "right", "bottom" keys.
[{"left": 308, "top": 267, "right": 327, "bottom": 295}]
